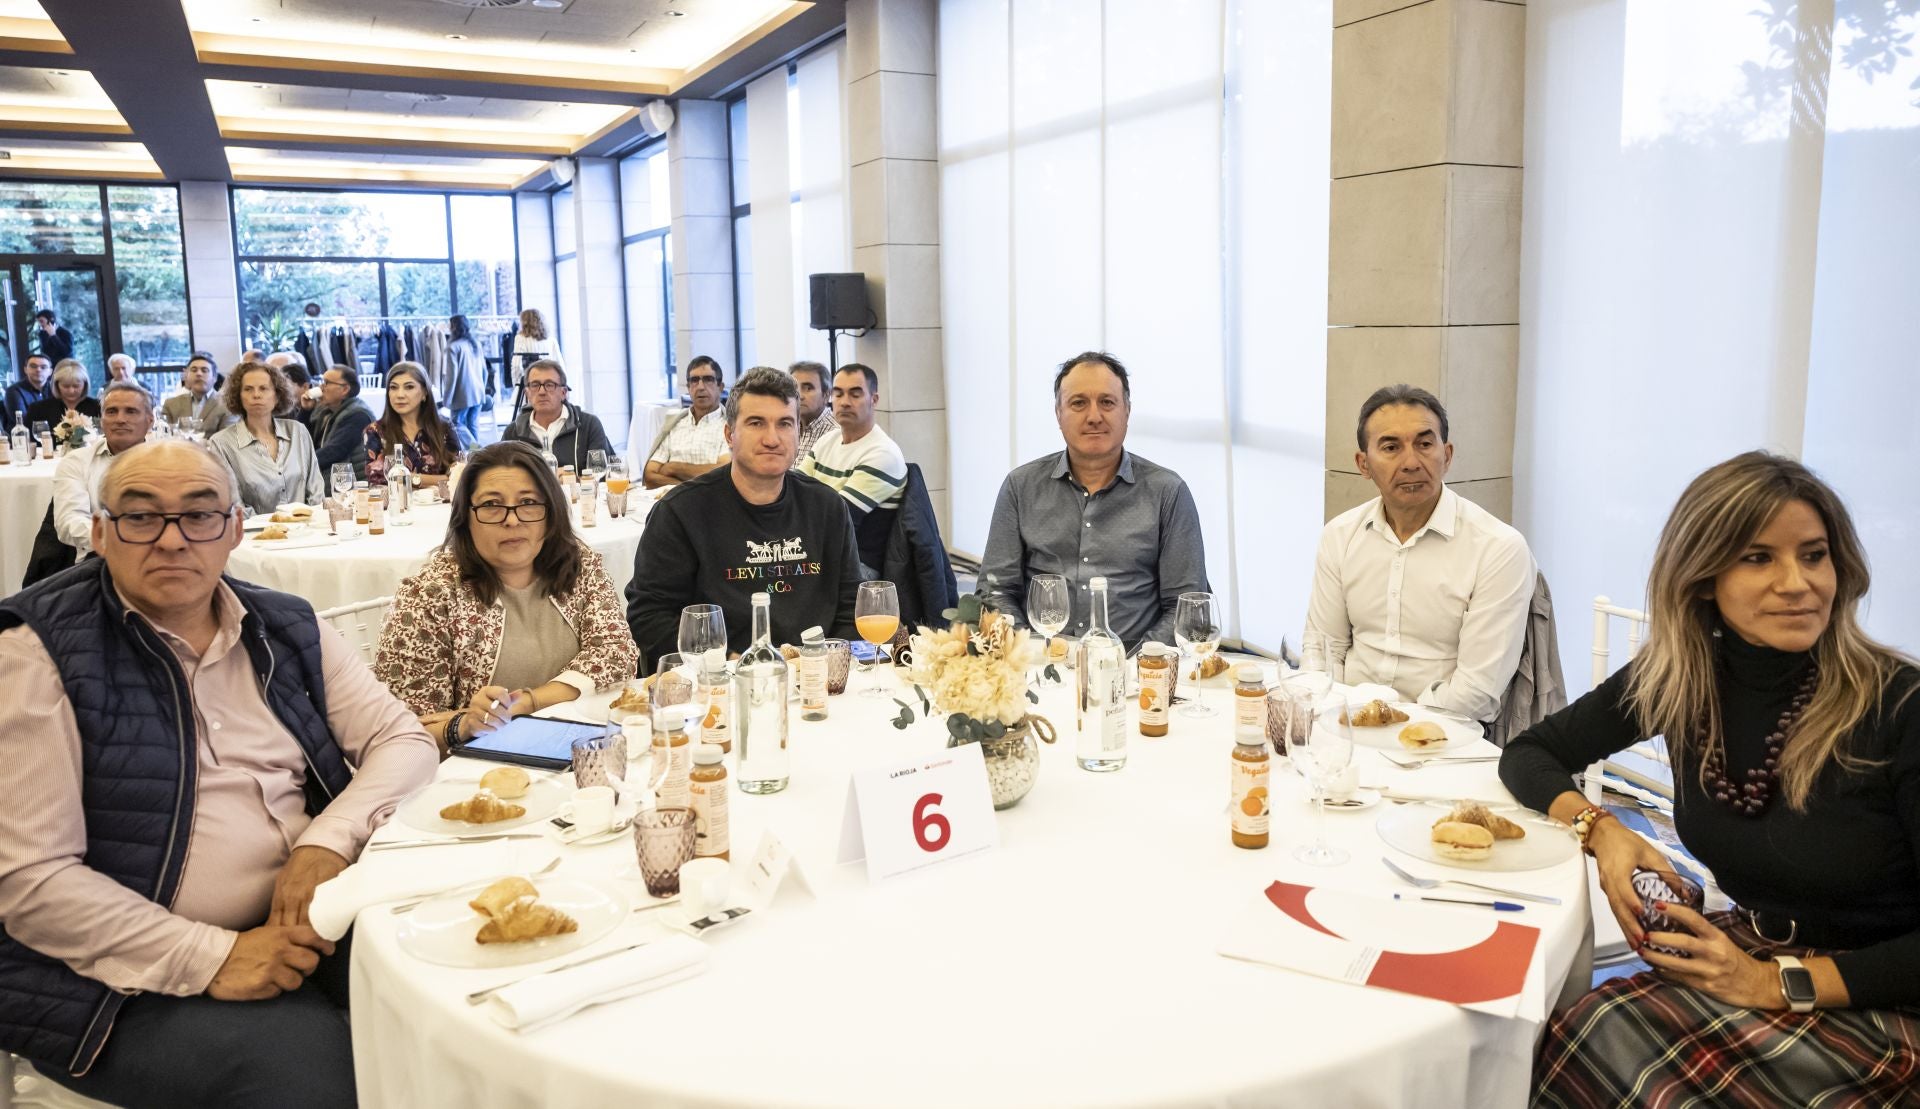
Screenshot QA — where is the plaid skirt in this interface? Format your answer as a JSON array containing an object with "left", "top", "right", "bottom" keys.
[{"left": 1535, "top": 911, "right": 1920, "bottom": 1108}]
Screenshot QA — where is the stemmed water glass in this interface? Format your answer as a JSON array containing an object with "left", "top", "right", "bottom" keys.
[
  {"left": 855, "top": 580, "right": 900, "bottom": 698},
  {"left": 1174, "top": 592, "right": 1223, "bottom": 718},
  {"left": 330, "top": 463, "right": 355, "bottom": 501},
  {"left": 1288, "top": 693, "right": 1355, "bottom": 866},
  {"left": 584, "top": 448, "right": 607, "bottom": 483},
  {"left": 1025, "top": 574, "right": 1069, "bottom": 684}
]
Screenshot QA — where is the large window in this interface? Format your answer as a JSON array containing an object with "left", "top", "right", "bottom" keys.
[
  {"left": 0, "top": 181, "right": 190, "bottom": 384},
  {"left": 233, "top": 187, "right": 519, "bottom": 352},
  {"left": 620, "top": 145, "right": 675, "bottom": 396}
]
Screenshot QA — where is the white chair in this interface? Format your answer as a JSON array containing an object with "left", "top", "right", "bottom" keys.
[
  {"left": 4, "top": 1054, "right": 116, "bottom": 1108},
  {"left": 1588, "top": 596, "right": 1665, "bottom": 802},
  {"left": 316, "top": 595, "right": 393, "bottom": 666}
]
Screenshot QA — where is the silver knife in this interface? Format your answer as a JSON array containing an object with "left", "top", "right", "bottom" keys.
[
  {"left": 465, "top": 941, "right": 655, "bottom": 1005},
  {"left": 368, "top": 833, "right": 548, "bottom": 852}
]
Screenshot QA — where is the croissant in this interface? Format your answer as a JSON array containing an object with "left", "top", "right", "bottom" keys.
[
  {"left": 1190, "top": 654, "right": 1230, "bottom": 680},
  {"left": 438, "top": 789, "right": 526, "bottom": 824},
  {"left": 475, "top": 899, "right": 579, "bottom": 945},
  {"left": 1343, "top": 699, "right": 1410, "bottom": 727},
  {"left": 469, "top": 876, "right": 538, "bottom": 919},
  {"left": 1435, "top": 800, "right": 1526, "bottom": 841}
]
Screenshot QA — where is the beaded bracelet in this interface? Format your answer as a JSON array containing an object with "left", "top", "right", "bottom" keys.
[{"left": 1571, "top": 804, "right": 1614, "bottom": 856}]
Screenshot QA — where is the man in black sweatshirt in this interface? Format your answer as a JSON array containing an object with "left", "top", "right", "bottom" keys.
[{"left": 626, "top": 366, "right": 861, "bottom": 667}]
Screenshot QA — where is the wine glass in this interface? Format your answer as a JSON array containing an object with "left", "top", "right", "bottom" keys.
[
  {"left": 1174, "top": 592, "right": 1223, "bottom": 719},
  {"left": 584, "top": 448, "right": 607, "bottom": 483},
  {"left": 330, "top": 463, "right": 355, "bottom": 501},
  {"left": 677, "top": 604, "right": 727, "bottom": 662},
  {"left": 1025, "top": 574, "right": 1069, "bottom": 685},
  {"left": 855, "top": 580, "right": 900, "bottom": 699},
  {"left": 1288, "top": 693, "right": 1354, "bottom": 866}
]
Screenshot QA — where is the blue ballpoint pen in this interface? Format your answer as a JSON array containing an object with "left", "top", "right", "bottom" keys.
[{"left": 1394, "top": 893, "right": 1525, "bottom": 912}]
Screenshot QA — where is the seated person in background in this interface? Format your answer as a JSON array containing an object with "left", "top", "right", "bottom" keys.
[
  {"left": 500, "top": 359, "right": 613, "bottom": 473},
  {"left": 207, "top": 361, "right": 325, "bottom": 516},
  {"left": 1305, "top": 385, "right": 1533, "bottom": 722},
  {"left": 982, "top": 351, "right": 1210, "bottom": 650},
  {"left": 376, "top": 441, "right": 638, "bottom": 753},
  {"left": 105, "top": 353, "right": 138, "bottom": 385},
  {"left": 364, "top": 362, "right": 456, "bottom": 488},
  {"left": 1502, "top": 451, "right": 1920, "bottom": 1104},
  {"left": 643, "top": 355, "right": 730, "bottom": 489},
  {"left": 626, "top": 366, "right": 860, "bottom": 665},
  {"left": 799, "top": 363, "right": 907, "bottom": 574},
  {"left": 52, "top": 381, "right": 154, "bottom": 560},
  {"left": 789, "top": 360, "right": 836, "bottom": 465},
  {"left": 25, "top": 360, "right": 101, "bottom": 429},
  {"left": 0, "top": 440, "right": 438, "bottom": 1107},
  {"left": 3, "top": 353, "right": 53, "bottom": 431},
  {"left": 160, "top": 351, "right": 233, "bottom": 436},
  {"left": 307, "top": 366, "right": 375, "bottom": 482},
  {"left": 266, "top": 351, "right": 313, "bottom": 415}
]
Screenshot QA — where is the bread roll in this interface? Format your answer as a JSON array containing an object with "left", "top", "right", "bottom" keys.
[
  {"left": 479, "top": 765, "right": 531, "bottom": 799},
  {"left": 1438, "top": 800, "right": 1526, "bottom": 840},
  {"left": 1397, "top": 721, "right": 1448, "bottom": 749},
  {"left": 1430, "top": 820, "right": 1494, "bottom": 861}
]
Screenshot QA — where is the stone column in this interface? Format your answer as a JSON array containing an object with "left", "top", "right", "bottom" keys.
[
  {"left": 177, "top": 181, "right": 241, "bottom": 368},
  {"left": 846, "top": 0, "right": 950, "bottom": 533},
  {"left": 666, "top": 99, "right": 738, "bottom": 384},
  {"left": 1324, "top": 0, "right": 1524, "bottom": 520},
  {"left": 561, "top": 156, "right": 631, "bottom": 446}
]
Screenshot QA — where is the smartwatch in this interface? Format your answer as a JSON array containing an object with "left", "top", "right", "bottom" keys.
[{"left": 1775, "top": 955, "right": 1817, "bottom": 1013}]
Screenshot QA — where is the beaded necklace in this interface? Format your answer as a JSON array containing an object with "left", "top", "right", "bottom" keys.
[{"left": 1701, "top": 658, "right": 1818, "bottom": 817}]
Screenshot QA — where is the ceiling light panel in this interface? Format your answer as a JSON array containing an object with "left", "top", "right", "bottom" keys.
[
  {"left": 225, "top": 144, "right": 543, "bottom": 188},
  {"left": 205, "top": 79, "right": 625, "bottom": 132},
  {"left": 182, "top": 0, "right": 801, "bottom": 74},
  {"left": 0, "top": 138, "right": 159, "bottom": 176}
]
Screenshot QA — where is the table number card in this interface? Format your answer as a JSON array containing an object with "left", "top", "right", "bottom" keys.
[
  {"left": 743, "top": 829, "right": 816, "bottom": 911},
  {"left": 836, "top": 743, "right": 998, "bottom": 882}
]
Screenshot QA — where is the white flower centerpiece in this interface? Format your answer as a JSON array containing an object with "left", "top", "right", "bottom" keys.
[{"left": 892, "top": 583, "right": 1058, "bottom": 810}]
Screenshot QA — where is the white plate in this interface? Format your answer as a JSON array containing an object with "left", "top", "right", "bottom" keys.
[
  {"left": 397, "top": 776, "right": 568, "bottom": 835},
  {"left": 395, "top": 874, "right": 629, "bottom": 969},
  {"left": 1345, "top": 702, "right": 1483, "bottom": 753},
  {"left": 1375, "top": 800, "right": 1576, "bottom": 872}
]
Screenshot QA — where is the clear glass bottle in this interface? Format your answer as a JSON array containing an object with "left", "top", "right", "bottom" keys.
[
  {"left": 735, "top": 593, "right": 790, "bottom": 794},
  {"left": 540, "top": 444, "right": 560, "bottom": 474},
  {"left": 689, "top": 743, "right": 730, "bottom": 859},
  {"left": 9, "top": 414, "right": 28, "bottom": 460},
  {"left": 798, "top": 625, "right": 828, "bottom": 722},
  {"left": 1076, "top": 576, "right": 1128, "bottom": 772},
  {"left": 386, "top": 446, "right": 412, "bottom": 518}
]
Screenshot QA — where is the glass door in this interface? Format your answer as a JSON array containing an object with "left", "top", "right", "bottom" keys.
[{"left": 12, "top": 261, "right": 109, "bottom": 387}]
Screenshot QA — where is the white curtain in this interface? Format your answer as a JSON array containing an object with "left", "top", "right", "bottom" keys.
[
  {"left": 1518, "top": 0, "right": 1920, "bottom": 692},
  {"left": 936, "top": 0, "right": 1331, "bottom": 652}
]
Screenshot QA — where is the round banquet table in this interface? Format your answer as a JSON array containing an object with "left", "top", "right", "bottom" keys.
[
  {"left": 223, "top": 497, "right": 650, "bottom": 612},
  {"left": 347, "top": 670, "right": 1591, "bottom": 1108},
  {"left": 0, "top": 456, "right": 59, "bottom": 597}
]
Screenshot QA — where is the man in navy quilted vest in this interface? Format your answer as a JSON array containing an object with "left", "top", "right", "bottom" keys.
[{"left": 0, "top": 439, "right": 438, "bottom": 1107}]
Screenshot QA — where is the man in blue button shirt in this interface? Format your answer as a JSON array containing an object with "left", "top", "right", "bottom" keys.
[{"left": 980, "top": 351, "right": 1210, "bottom": 650}]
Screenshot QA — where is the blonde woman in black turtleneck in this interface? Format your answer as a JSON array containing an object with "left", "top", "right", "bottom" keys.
[{"left": 1501, "top": 451, "right": 1920, "bottom": 1104}]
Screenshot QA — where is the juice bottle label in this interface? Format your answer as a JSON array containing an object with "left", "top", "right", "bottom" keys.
[{"left": 1231, "top": 755, "right": 1270, "bottom": 838}]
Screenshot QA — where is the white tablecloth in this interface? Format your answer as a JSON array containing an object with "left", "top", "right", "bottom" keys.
[
  {"left": 0, "top": 457, "right": 59, "bottom": 597},
  {"left": 347, "top": 674, "right": 1590, "bottom": 1108},
  {"left": 224, "top": 499, "right": 650, "bottom": 612}
]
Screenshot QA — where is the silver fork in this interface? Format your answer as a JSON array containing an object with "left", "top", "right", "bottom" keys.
[
  {"left": 1382, "top": 856, "right": 1562, "bottom": 905},
  {"left": 388, "top": 857, "right": 562, "bottom": 915}
]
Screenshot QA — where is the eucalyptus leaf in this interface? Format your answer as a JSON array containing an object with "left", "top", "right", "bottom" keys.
[
  {"left": 891, "top": 708, "right": 913, "bottom": 730},
  {"left": 984, "top": 720, "right": 1006, "bottom": 739},
  {"left": 1026, "top": 689, "right": 1039, "bottom": 704}
]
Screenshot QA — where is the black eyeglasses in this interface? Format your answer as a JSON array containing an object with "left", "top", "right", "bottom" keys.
[
  {"left": 470, "top": 501, "right": 549, "bottom": 525},
  {"left": 687, "top": 375, "right": 721, "bottom": 386},
  {"left": 100, "top": 508, "right": 235, "bottom": 544},
  {"left": 526, "top": 382, "right": 567, "bottom": 393}
]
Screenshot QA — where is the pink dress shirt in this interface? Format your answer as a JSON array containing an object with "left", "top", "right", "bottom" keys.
[{"left": 0, "top": 582, "right": 438, "bottom": 996}]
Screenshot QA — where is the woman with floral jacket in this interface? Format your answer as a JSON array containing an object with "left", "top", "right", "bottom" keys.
[{"left": 376, "top": 440, "right": 639, "bottom": 752}]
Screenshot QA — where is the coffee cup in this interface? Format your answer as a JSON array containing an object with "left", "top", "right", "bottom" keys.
[
  {"left": 567, "top": 785, "right": 616, "bottom": 836},
  {"left": 678, "top": 857, "right": 732, "bottom": 919}
]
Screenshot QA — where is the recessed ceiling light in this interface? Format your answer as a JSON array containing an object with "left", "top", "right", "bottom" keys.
[
  {"left": 529, "top": 0, "right": 564, "bottom": 8},
  {"left": 384, "top": 91, "right": 452, "bottom": 104},
  {"left": 665, "top": 9, "right": 685, "bottom": 16},
  {"left": 446, "top": 33, "right": 467, "bottom": 40},
  {"left": 0, "top": 152, "right": 12, "bottom": 161}
]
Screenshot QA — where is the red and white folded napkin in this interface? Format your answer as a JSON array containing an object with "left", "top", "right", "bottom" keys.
[{"left": 485, "top": 934, "right": 709, "bottom": 1033}]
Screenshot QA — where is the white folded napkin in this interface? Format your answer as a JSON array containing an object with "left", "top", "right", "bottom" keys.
[
  {"left": 309, "top": 841, "right": 539, "bottom": 941},
  {"left": 486, "top": 934, "right": 709, "bottom": 1033},
  {"left": 1343, "top": 682, "right": 1403, "bottom": 705}
]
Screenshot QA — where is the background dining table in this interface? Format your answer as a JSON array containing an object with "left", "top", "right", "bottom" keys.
[
  {"left": 0, "top": 455, "right": 60, "bottom": 597},
  {"left": 343, "top": 667, "right": 1592, "bottom": 1109},
  {"left": 224, "top": 495, "right": 651, "bottom": 612}
]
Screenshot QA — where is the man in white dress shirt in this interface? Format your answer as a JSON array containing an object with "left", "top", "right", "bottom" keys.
[
  {"left": 1305, "top": 385, "right": 1534, "bottom": 722},
  {"left": 52, "top": 381, "right": 155, "bottom": 559}
]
